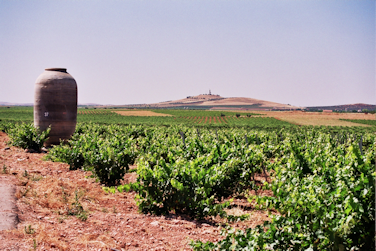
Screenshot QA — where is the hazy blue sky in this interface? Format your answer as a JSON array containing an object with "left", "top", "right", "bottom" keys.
[{"left": 1, "top": 0, "right": 374, "bottom": 107}]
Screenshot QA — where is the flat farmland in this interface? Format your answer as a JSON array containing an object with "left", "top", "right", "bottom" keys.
[
  {"left": 1, "top": 107, "right": 375, "bottom": 129},
  {"left": 255, "top": 111, "right": 375, "bottom": 126},
  {"left": 0, "top": 107, "right": 375, "bottom": 250},
  {"left": 112, "top": 109, "right": 376, "bottom": 127},
  {"left": 114, "top": 110, "right": 172, "bottom": 117}
]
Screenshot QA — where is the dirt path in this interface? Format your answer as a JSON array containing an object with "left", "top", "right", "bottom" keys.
[{"left": 0, "top": 175, "right": 18, "bottom": 231}]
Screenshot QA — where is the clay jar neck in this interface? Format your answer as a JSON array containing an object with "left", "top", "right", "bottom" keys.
[{"left": 45, "top": 68, "right": 67, "bottom": 73}]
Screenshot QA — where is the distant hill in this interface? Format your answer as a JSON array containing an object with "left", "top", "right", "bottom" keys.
[
  {"left": 306, "top": 103, "right": 376, "bottom": 112},
  {"left": 2, "top": 97, "right": 374, "bottom": 112},
  {"left": 0, "top": 102, "right": 103, "bottom": 107},
  {"left": 78, "top": 103, "right": 104, "bottom": 107},
  {"left": 122, "top": 94, "right": 298, "bottom": 110},
  {"left": 0, "top": 102, "right": 33, "bottom": 106}
]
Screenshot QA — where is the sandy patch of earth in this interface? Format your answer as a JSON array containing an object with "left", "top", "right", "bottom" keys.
[
  {"left": 0, "top": 175, "right": 18, "bottom": 231},
  {"left": 233, "top": 110, "right": 375, "bottom": 127},
  {"left": 0, "top": 132, "right": 270, "bottom": 250},
  {"left": 115, "top": 111, "right": 172, "bottom": 117},
  {"left": 265, "top": 111, "right": 375, "bottom": 126}
]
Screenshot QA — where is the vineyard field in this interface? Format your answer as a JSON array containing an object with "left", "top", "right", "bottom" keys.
[
  {"left": 341, "top": 119, "right": 376, "bottom": 127},
  {"left": 2, "top": 107, "right": 376, "bottom": 131},
  {"left": 1, "top": 106, "right": 376, "bottom": 249},
  {"left": 0, "top": 107, "right": 292, "bottom": 129},
  {"left": 40, "top": 123, "right": 375, "bottom": 250}
]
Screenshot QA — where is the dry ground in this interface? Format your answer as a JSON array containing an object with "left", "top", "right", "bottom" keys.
[
  {"left": 0, "top": 132, "right": 270, "bottom": 251},
  {"left": 114, "top": 111, "right": 172, "bottom": 117},
  {"left": 148, "top": 95, "right": 298, "bottom": 109},
  {"left": 200, "top": 97, "right": 297, "bottom": 108},
  {"left": 250, "top": 111, "right": 375, "bottom": 127}
]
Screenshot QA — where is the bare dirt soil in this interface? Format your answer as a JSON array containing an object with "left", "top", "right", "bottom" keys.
[
  {"left": 0, "top": 132, "right": 270, "bottom": 250},
  {"left": 265, "top": 111, "right": 375, "bottom": 126},
  {"left": 238, "top": 110, "right": 375, "bottom": 127},
  {"left": 114, "top": 111, "right": 172, "bottom": 117},
  {"left": 0, "top": 175, "right": 18, "bottom": 231}
]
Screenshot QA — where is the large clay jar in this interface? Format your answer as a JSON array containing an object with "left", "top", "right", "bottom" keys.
[{"left": 34, "top": 68, "right": 77, "bottom": 146}]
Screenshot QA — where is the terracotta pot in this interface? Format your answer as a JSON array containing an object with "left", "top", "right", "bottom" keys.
[{"left": 34, "top": 68, "right": 77, "bottom": 145}]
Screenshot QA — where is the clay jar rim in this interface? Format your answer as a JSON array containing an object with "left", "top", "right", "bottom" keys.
[{"left": 45, "top": 68, "right": 67, "bottom": 73}]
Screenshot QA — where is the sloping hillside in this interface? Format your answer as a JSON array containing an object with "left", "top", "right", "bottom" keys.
[{"left": 127, "top": 94, "right": 297, "bottom": 110}]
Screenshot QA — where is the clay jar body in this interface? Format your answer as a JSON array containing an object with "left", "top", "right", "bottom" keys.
[{"left": 34, "top": 68, "right": 77, "bottom": 146}]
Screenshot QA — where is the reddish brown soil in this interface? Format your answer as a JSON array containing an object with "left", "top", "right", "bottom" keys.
[
  {"left": 115, "top": 111, "right": 172, "bottom": 117},
  {"left": 0, "top": 132, "right": 271, "bottom": 250},
  {"left": 0, "top": 175, "right": 18, "bottom": 231}
]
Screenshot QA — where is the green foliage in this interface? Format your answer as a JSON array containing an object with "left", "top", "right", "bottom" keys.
[
  {"left": 104, "top": 182, "right": 139, "bottom": 194},
  {"left": 0, "top": 106, "right": 33, "bottom": 122},
  {"left": 341, "top": 119, "right": 376, "bottom": 127},
  {"left": 6, "top": 123, "right": 50, "bottom": 151},
  {"left": 2, "top": 164, "right": 8, "bottom": 174},
  {"left": 136, "top": 155, "right": 236, "bottom": 218},
  {"left": 33, "top": 239, "right": 37, "bottom": 250},
  {"left": 47, "top": 143, "right": 85, "bottom": 171},
  {"left": 24, "top": 225, "right": 35, "bottom": 235},
  {"left": 134, "top": 126, "right": 270, "bottom": 219},
  {"left": 75, "top": 108, "right": 294, "bottom": 129},
  {"left": 225, "top": 213, "right": 250, "bottom": 222},
  {"left": 46, "top": 124, "right": 139, "bottom": 185},
  {"left": 65, "top": 190, "right": 89, "bottom": 221},
  {"left": 3, "top": 113, "right": 375, "bottom": 249},
  {"left": 191, "top": 131, "right": 375, "bottom": 250}
]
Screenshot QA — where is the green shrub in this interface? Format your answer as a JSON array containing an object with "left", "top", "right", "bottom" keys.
[
  {"left": 191, "top": 135, "right": 375, "bottom": 250},
  {"left": 47, "top": 124, "right": 138, "bottom": 185},
  {"left": 134, "top": 138, "right": 262, "bottom": 219},
  {"left": 46, "top": 143, "right": 85, "bottom": 170},
  {"left": 6, "top": 123, "right": 50, "bottom": 151}
]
